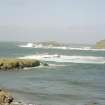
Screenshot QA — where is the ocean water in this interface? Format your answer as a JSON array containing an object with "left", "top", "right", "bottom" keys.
[{"left": 0, "top": 42, "right": 105, "bottom": 105}]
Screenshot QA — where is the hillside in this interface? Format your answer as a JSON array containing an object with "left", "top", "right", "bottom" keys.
[{"left": 95, "top": 39, "right": 105, "bottom": 49}]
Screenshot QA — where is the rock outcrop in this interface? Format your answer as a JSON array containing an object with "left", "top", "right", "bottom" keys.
[
  {"left": 0, "top": 59, "right": 40, "bottom": 70},
  {"left": 0, "top": 89, "right": 14, "bottom": 105}
]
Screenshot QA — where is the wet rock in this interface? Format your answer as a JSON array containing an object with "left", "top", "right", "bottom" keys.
[
  {"left": 41, "top": 62, "right": 49, "bottom": 66},
  {"left": 0, "top": 89, "right": 14, "bottom": 105}
]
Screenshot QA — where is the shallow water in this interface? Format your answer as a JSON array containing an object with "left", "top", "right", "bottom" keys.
[{"left": 0, "top": 42, "right": 105, "bottom": 105}]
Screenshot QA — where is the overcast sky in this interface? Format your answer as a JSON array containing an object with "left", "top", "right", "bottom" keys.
[{"left": 0, "top": 0, "right": 105, "bottom": 44}]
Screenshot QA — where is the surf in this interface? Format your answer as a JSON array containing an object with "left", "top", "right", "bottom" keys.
[
  {"left": 19, "top": 54, "right": 105, "bottom": 64},
  {"left": 18, "top": 43, "right": 105, "bottom": 51}
]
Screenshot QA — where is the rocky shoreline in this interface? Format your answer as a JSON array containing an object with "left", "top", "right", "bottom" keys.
[
  {"left": 0, "top": 89, "right": 14, "bottom": 105},
  {"left": 0, "top": 89, "right": 99, "bottom": 105},
  {"left": 0, "top": 89, "right": 35, "bottom": 105}
]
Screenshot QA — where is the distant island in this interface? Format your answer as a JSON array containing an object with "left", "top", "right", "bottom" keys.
[{"left": 95, "top": 39, "right": 105, "bottom": 49}]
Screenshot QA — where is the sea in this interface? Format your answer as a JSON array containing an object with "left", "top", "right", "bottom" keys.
[{"left": 0, "top": 42, "right": 105, "bottom": 105}]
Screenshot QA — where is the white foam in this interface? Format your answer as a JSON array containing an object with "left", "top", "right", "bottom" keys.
[
  {"left": 19, "top": 43, "right": 33, "bottom": 48},
  {"left": 19, "top": 54, "right": 105, "bottom": 64},
  {"left": 68, "top": 47, "right": 105, "bottom": 51},
  {"left": 19, "top": 43, "right": 68, "bottom": 50},
  {"left": 18, "top": 43, "right": 105, "bottom": 51}
]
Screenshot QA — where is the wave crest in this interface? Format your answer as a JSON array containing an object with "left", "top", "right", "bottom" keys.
[
  {"left": 19, "top": 54, "right": 105, "bottom": 64},
  {"left": 18, "top": 43, "right": 105, "bottom": 51}
]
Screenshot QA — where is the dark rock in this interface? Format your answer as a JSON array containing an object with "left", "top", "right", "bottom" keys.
[{"left": 41, "top": 62, "right": 49, "bottom": 66}]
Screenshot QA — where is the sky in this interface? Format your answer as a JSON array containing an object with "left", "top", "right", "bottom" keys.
[{"left": 0, "top": 0, "right": 105, "bottom": 44}]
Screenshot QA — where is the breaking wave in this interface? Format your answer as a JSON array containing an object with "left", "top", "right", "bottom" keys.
[
  {"left": 19, "top": 54, "right": 105, "bottom": 64},
  {"left": 18, "top": 43, "right": 105, "bottom": 51}
]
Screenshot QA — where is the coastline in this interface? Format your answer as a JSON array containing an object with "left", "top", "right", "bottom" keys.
[{"left": 0, "top": 88, "right": 100, "bottom": 105}]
